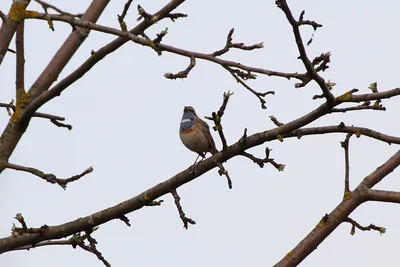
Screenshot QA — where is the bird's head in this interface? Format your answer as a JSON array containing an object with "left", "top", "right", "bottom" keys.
[{"left": 183, "top": 106, "right": 197, "bottom": 116}]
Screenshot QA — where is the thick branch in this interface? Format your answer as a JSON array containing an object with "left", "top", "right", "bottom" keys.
[
  {"left": 1, "top": 92, "right": 400, "bottom": 253},
  {"left": 363, "top": 189, "right": 400, "bottom": 204},
  {"left": 0, "top": 0, "right": 31, "bottom": 65},
  {"left": 274, "top": 149, "right": 400, "bottom": 266},
  {"left": 15, "top": 20, "right": 24, "bottom": 90},
  {"left": 0, "top": 0, "right": 109, "bottom": 173}
]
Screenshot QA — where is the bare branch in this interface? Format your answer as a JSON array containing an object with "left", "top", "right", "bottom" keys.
[
  {"left": 276, "top": 0, "right": 333, "bottom": 102},
  {"left": 330, "top": 104, "right": 386, "bottom": 113},
  {"left": 15, "top": 21, "right": 25, "bottom": 91},
  {"left": 212, "top": 28, "right": 264, "bottom": 57},
  {"left": 286, "top": 124, "right": 400, "bottom": 145},
  {"left": 165, "top": 12, "right": 187, "bottom": 22},
  {"left": 204, "top": 91, "right": 234, "bottom": 149},
  {"left": 117, "top": 0, "right": 133, "bottom": 31},
  {"left": 35, "top": 0, "right": 83, "bottom": 18},
  {"left": 216, "top": 162, "right": 232, "bottom": 189},
  {"left": 269, "top": 115, "right": 284, "bottom": 126},
  {"left": 341, "top": 133, "right": 353, "bottom": 195},
  {"left": 344, "top": 217, "right": 386, "bottom": 235},
  {"left": 0, "top": 10, "right": 7, "bottom": 24},
  {"left": 241, "top": 148, "right": 285, "bottom": 171},
  {"left": 81, "top": 231, "right": 110, "bottom": 267},
  {"left": 363, "top": 189, "right": 400, "bottom": 204},
  {"left": 136, "top": 5, "right": 152, "bottom": 21},
  {"left": 275, "top": 149, "right": 400, "bottom": 266},
  {"left": 164, "top": 56, "right": 196, "bottom": 79},
  {"left": 0, "top": 0, "right": 32, "bottom": 66},
  {"left": 170, "top": 189, "right": 196, "bottom": 229},
  {"left": 3, "top": 162, "right": 93, "bottom": 189},
  {"left": 1, "top": 102, "right": 72, "bottom": 130},
  {"left": 224, "top": 65, "right": 273, "bottom": 109}
]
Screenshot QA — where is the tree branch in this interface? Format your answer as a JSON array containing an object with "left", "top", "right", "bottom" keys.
[
  {"left": 35, "top": 0, "right": 83, "bottom": 18},
  {"left": 3, "top": 162, "right": 93, "bottom": 189},
  {"left": 117, "top": 0, "right": 133, "bottom": 31},
  {"left": 15, "top": 20, "right": 25, "bottom": 91},
  {"left": 341, "top": 133, "right": 353, "bottom": 195},
  {"left": 0, "top": 102, "right": 72, "bottom": 130},
  {"left": 285, "top": 124, "right": 400, "bottom": 145},
  {"left": 170, "top": 189, "right": 196, "bottom": 229},
  {"left": 363, "top": 189, "right": 400, "bottom": 204},
  {"left": 0, "top": 0, "right": 31, "bottom": 65},
  {"left": 344, "top": 217, "right": 386, "bottom": 235},
  {"left": 276, "top": 0, "right": 333, "bottom": 102},
  {"left": 274, "top": 149, "right": 400, "bottom": 266}
]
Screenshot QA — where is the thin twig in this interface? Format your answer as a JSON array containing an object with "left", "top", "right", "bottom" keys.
[
  {"left": 330, "top": 104, "right": 385, "bottom": 113},
  {"left": 344, "top": 217, "right": 386, "bottom": 235},
  {"left": 1, "top": 102, "right": 72, "bottom": 130},
  {"left": 204, "top": 91, "right": 234, "bottom": 149},
  {"left": 212, "top": 28, "right": 264, "bottom": 57},
  {"left": 170, "top": 189, "right": 196, "bottom": 229},
  {"left": 117, "top": 0, "right": 133, "bottom": 31},
  {"left": 35, "top": 0, "right": 83, "bottom": 18},
  {"left": 241, "top": 148, "right": 285, "bottom": 171},
  {"left": 164, "top": 56, "right": 196, "bottom": 79},
  {"left": 269, "top": 115, "right": 284, "bottom": 126},
  {"left": 81, "top": 231, "right": 110, "bottom": 267},
  {"left": 224, "top": 65, "right": 274, "bottom": 109},
  {"left": 4, "top": 162, "right": 93, "bottom": 189}
]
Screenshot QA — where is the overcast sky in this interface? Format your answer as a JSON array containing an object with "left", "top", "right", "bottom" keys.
[{"left": 1, "top": 1, "right": 400, "bottom": 266}]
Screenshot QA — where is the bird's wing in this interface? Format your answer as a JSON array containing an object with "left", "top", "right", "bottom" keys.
[{"left": 196, "top": 116, "right": 218, "bottom": 154}]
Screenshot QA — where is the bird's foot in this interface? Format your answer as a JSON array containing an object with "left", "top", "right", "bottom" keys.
[{"left": 189, "top": 163, "right": 200, "bottom": 175}]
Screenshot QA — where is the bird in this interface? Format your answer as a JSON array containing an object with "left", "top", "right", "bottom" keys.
[{"left": 179, "top": 106, "right": 217, "bottom": 164}]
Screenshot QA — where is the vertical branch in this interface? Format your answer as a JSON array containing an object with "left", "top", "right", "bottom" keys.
[
  {"left": 15, "top": 21, "right": 25, "bottom": 90},
  {"left": 341, "top": 133, "right": 353, "bottom": 195},
  {"left": 0, "top": 1, "right": 31, "bottom": 66}
]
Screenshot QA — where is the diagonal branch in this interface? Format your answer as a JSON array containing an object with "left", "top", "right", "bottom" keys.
[
  {"left": 1, "top": 91, "right": 400, "bottom": 253},
  {"left": 0, "top": 0, "right": 110, "bottom": 175},
  {"left": 0, "top": 0, "right": 31, "bottom": 66},
  {"left": 274, "top": 149, "right": 400, "bottom": 266},
  {"left": 170, "top": 189, "right": 196, "bottom": 229},
  {"left": 276, "top": 0, "right": 333, "bottom": 102}
]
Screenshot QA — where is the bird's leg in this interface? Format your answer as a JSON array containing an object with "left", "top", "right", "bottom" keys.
[{"left": 189, "top": 154, "right": 205, "bottom": 175}]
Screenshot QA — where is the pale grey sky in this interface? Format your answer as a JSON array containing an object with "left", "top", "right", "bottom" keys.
[{"left": 1, "top": 1, "right": 400, "bottom": 266}]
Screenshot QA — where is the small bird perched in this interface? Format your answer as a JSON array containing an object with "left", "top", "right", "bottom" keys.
[{"left": 179, "top": 106, "right": 217, "bottom": 162}]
